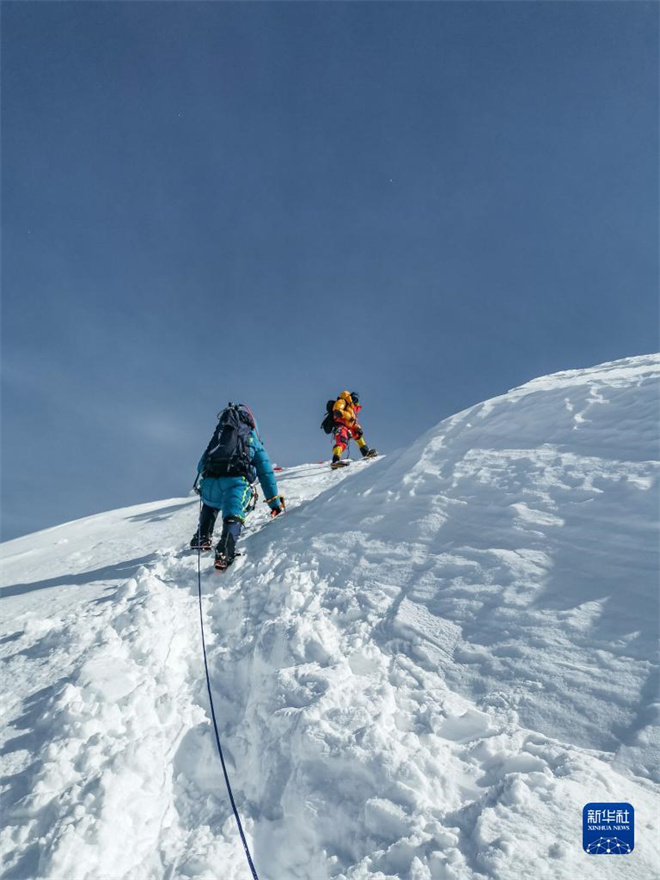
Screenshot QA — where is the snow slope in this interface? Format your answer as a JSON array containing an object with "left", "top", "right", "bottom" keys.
[{"left": 1, "top": 354, "right": 658, "bottom": 880}]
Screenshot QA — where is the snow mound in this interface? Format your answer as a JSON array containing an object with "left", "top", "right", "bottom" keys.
[{"left": 2, "top": 354, "right": 658, "bottom": 880}]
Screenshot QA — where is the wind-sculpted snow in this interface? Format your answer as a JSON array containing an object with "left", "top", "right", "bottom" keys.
[{"left": 1, "top": 355, "right": 658, "bottom": 880}]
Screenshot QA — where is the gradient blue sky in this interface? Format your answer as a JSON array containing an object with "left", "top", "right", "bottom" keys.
[{"left": 2, "top": 1, "right": 658, "bottom": 541}]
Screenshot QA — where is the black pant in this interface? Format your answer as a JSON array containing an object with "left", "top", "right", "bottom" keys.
[
  {"left": 198, "top": 504, "right": 219, "bottom": 538},
  {"left": 197, "top": 504, "right": 242, "bottom": 557}
]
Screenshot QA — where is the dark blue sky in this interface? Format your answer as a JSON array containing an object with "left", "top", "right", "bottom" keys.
[{"left": 2, "top": 2, "right": 658, "bottom": 540}]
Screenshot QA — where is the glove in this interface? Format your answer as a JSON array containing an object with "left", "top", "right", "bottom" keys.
[{"left": 265, "top": 494, "right": 285, "bottom": 517}]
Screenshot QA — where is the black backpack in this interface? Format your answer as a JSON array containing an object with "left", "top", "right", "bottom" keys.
[
  {"left": 203, "top": 404, "right": 255, "bottom": 480},
  {"left": 320, "top": 399, "right": 336, "bottom": 434}
]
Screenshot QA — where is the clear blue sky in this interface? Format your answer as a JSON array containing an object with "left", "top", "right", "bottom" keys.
[{"left": 2, "top": 1, "right": 658, "bottom": 541}]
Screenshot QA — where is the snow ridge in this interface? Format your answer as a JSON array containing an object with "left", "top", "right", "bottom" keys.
[{"left": 1, "top": 355, "right": 659, "bottom": 880}]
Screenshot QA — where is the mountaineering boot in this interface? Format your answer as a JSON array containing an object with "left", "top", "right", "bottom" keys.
[
  {"left": 331, "top": 459, "right": 350, "bottom": 469},
  {"left": 214, "top": 533, "right": 235, "bottom": 571},
  {"left": 214, "top": 518, "right": 241, "bottom": 570},
  {"left": 190, "top": 533, "right": 213, "bottom": 551},
  {"left": 214, "top": 552, "right": 234, "bottom": 572},
  {"left": 361, "top": 447, "right": 378, "bottom": 458}
]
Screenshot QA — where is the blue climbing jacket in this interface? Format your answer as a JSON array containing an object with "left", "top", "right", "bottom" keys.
[{"left": 197, "top": 430, "right": 279, "bottom": 520}]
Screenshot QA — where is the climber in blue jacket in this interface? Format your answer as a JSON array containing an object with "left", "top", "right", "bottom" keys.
[{"left": 191, "top": 403, "right": 283, "bottom": 570}]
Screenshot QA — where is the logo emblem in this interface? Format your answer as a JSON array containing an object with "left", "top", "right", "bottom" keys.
[{"left": 583, "top": 803, "right": 634, "bottom": 854}]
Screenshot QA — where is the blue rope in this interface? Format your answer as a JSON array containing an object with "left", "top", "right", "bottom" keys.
[{"left": 196, "top": 499, "right": 260, "bottom": 880}]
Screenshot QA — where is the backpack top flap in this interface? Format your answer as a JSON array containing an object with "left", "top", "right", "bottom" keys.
[{"left": 203, "top": 406, "right": 254, "bottom": 478}]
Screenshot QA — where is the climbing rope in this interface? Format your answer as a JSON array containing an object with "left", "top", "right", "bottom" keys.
[{"left": 195, "top": 498, "right": 260, "bottom": 880}]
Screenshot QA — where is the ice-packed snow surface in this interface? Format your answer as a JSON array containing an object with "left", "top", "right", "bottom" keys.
[{"left": 2, "top": 355, "right": 659, "bottom": 880}]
